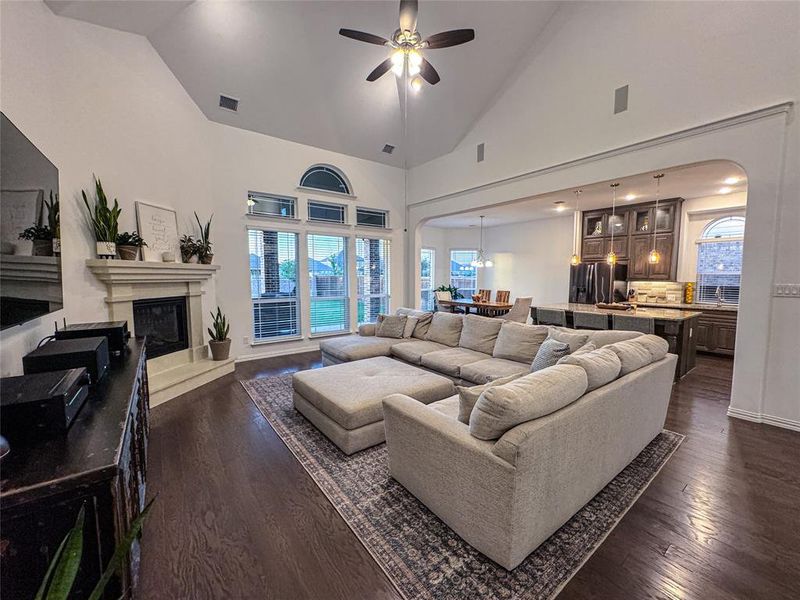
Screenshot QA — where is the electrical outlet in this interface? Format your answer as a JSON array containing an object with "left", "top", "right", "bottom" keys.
[{"left": 773, "top": 283, "right": 800, "bottom": 297}]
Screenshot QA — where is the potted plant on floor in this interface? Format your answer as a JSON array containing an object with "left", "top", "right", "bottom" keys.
[
  {"left": 208, "top": 306, "right": 231, "bottom": 360},
  {"left": 18, "top": 224, "right": 54, "bottom": 256},
  {"left": 45, "top": 191, "right": 60, "bottom": 255},
  {"left": 115, "top": 231, "right": 147, "bottom": 260},
  {"left": 180, "top": 234, "right": 198, "bottom": 263},
  {"left": 194, "top": 212, "right": 213, "bottom": 264},
  {"left": 82, "top": 177, "right": 121, "bottom": 258}
]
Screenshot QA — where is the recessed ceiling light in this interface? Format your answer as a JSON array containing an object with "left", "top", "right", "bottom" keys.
[
  {"left": 723, "top": 176, "right": 740, "bottom": 185},
  {"left": 718, "top": 187, "right": 732, "bottom": 194},
  {"left": 624, "top": 194, "right": 636, "bottom": 201}
]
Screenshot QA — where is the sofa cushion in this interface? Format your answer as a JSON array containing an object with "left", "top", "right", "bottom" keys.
[
  {"left": 319, "top": 335, "right": 406, "bottom": 362},
  {"left": 469, "top": 364, "right": 588, "bottom": 440},
  {"left": 492, "top": 322, "right": 548, "bottom": 364},
  {"left": 531, "top": 338, "right": 571, "bottom": 372},
  {"left": 460, "top": 358, "right": 531, "bottom": 385},
  {"left": 606, "top": 339, "right": 653, "bottom": 375},
  {"left": 425, "top": 312, "right": 464, "bottom": 347},
  {"left": 558, "top": 347, "right": 621, "bottom": 391},
  {"left": 456, "top": 372, "right": 524, "bottom": 424},
  {"left": 420, "top": 347, "right": 490, "bottom": 378},
  {"left": 459, "top": 314, "right": 503, "bottom": 354},
  {"left": 573, "top": 341, "right": 597, "bottom": 355},
  {"left": 376, "top": 314, "right": 407, "bottom": 338},
  {"left": 429, "top": 394, "right": 461, "bottom": 420},
  {"left": 635, "top": 334, "right": 670, "bottom": 362},
  {"left": 586, "top": 329, "right": 643, "bottom": 348},
  {"left": 546, "top": 328, "right": 590, "bottom": 353},
  {"left": 397, "top": 308, "right": 433, "bottom": 339},
  {"left": 390, "top": 340, "right": 449, "bottom": 365}
]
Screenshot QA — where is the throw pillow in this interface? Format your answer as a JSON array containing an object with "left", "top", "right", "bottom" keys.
[
  {"left": 572, "top": 341, "right": 597, "bottom": 355},
  {"left": 586, "top": 329, "right": 642, "bottom": 348},
  {"left": 531, "top": 338, "right": 571, "bottom": 372},
  {"left": 376, "top": 314, "right": 407, "bottom": 338},
  {"left": 425, "top": 312, "right": 464, "bottom": 347},
  {"left": 459, "top": 314, "right": 503, "bottom": 354},
  {"left": 558, "top": 347, "right": 621, "bottom": 391},
  {"left": 469, "top": 364, "right": 588, "bottom": 440},
  {"left": 397, "top": 308, "right": 434, "bottom": 339},
  {"left": 402, "top": 315, "right": 420, "bottom": 338},
  {"left": 492, "top": 322, "right": 549, "bottom": 364},
  {"left": 546, "top": 328, "right": 590, "bottom": 353},
  {"left": 606, "top": 339, "right": 652, "bottom": 375},
  {"left": 455, "top": 372, "right": 523, "bottom": 424}
]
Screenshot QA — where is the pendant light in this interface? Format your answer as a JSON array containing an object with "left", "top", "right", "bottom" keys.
[
  {"left": 606, "top": 183, "right": 620, "bottom": 266},
  {"left": 470, "top": 215, "right": 493, "bottom": 268},
  {"left": 570, "top": 189, "right": 582, "bottom": 266},
  {"left": 648, "top": 173, "right": 665, "bottom": 264}
]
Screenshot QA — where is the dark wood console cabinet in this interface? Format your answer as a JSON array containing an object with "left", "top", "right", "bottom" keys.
[{"left": 1, "top": 339, "right": 149, "bottom": 600}]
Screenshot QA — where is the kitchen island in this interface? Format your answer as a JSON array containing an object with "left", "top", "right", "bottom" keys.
[{"left": 531, "top": 302, "right": 702, "bottom": 380}]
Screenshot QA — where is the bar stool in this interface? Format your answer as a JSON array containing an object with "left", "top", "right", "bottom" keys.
[
  {"left": 574, "top": 311, "right": 610, "bottom": 330},
  {"left": 612, "top": 314, "right": 655, "bottom": 334},
  {"left": 536, "top": 308, "right": 567, "bottom": 327}
]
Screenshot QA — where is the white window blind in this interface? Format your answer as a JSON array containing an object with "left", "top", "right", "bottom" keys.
[
  {"left": 307, "top": 234, "right": 349, "bottom": 333},
  {"left": 420, "top": 248, "right": 435, "bottom": 311},
  {"left": 696, "top": 216, "right": 745, "bottom": 306},
  {"left": 356, "top": 238, "right": 390, "bottom": 324},
  {"left": 248, "top": 229, "right": 299, "bottom": 341},
  {"left": 308, "top": 200, "right": 346, "bottom": 224},
  {"left": 248, "top": 192, "right": 296, "bottom": 219},
  {"left": 450, "top": 250, "right": 478, "bottom": 298}
]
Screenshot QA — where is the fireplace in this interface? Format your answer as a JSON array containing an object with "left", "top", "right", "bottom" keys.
[{"left": 133, "top": 296, "right": 189, "bottom": 359}]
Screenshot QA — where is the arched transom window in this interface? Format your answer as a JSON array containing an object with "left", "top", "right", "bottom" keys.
[{"left": 300, "top": 165, "right": 351, "bottom": 195}]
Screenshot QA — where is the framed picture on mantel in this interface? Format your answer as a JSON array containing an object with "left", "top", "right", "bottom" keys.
[{"left": 135, "top": 200, "right": 180, "bottom": 262}]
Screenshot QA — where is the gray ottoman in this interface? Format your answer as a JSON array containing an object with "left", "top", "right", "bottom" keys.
[{"left": 292, "top": 356, "right": 455, "bottom": 454}]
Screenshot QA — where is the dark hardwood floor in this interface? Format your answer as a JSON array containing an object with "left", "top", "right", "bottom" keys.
[{"left": 139, "top": 353, "right": 800, "bottom": 599}]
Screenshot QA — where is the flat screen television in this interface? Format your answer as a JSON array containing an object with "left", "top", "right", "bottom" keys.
[{"left": 0, "top": 112, "right": 63, "bottom": 330}]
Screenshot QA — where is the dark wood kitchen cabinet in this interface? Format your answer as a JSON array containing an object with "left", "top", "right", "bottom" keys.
[
  {"left": 696, "top": 309, "right": 738, "bottom": 355},
  {"left": 0, "top": 339, "right": 149, "bottom": 600}
]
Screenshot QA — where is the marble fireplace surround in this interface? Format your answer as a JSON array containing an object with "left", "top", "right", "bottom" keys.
[{"left": 86, "top": 259, "right": 234, "bottom": 406}]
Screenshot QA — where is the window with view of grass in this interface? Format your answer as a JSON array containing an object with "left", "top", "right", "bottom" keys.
[
  {"left": 450, "top": 250, "right": 478, "bottom": 298},
  {"left": 356, "top": 237, "right": 390, "bottom": 324},
  {"left": 308, "top": 233, "right": 349, "bottom": 333},
  {"left": 248, "top": 229, "right": 299, "bottom": 341},
  {"left": 696, "top": 216, "right": 745, "bottom": 305},
  {"left": 420, "top": 248, "right": 435, "bottom": 310}
]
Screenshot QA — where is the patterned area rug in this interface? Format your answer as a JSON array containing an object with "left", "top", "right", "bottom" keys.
[{"left": 241, "top": 374, "right": 683, "bottom": 600}]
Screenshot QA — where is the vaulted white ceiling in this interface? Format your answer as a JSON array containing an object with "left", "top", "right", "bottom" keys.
[{"left": 45, "top": 0, "right": 559, "bottom": 167}]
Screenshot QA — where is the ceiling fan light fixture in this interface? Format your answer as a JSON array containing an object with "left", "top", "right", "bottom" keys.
[
  {"left": 390, "top": 48, "right": 405, "bottom": 66},
  {"left": 410, "top": 76, "right": 423, "bottom": 92},
  {"left": 408, "top": 49, "right": 423, "bottom": 67},
  {"left": 391, "top": 62, "right": 404, "bottom": 77}
]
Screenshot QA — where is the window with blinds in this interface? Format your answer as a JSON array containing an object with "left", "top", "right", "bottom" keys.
[
  {"left": 356, "top": 238, "right": 390, "bottom": 324},
  {"left": 696, "top": 216, "right": 745, "bottom": 306},
  {"left": 356, "top": 207, "right": 388, "bottom": 229},
  {"left": 420, "top": 248, "right": 435, "bottom": 311},
  {"left": 450, "top": 250, "right": 478, "bottom": 298},
  {"left": 248, "top": 229, "right": 300, "bottom": 341},
  {"left": 307, "top": 234, "right": 349, "bottom": 333},
  {"left": 308, "top": 200, "right": 346, "bottom": 224},
  {"left": 248, "top": 192, "right": 296, "bottom": 219}
]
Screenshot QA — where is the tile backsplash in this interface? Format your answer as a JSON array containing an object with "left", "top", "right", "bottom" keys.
[{"left": 628, "top": 281, "right": 685, "bottom": 304}]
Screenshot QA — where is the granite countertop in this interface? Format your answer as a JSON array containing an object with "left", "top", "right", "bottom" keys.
[
  {"left": 534, "top": 303, "right": 703, "bottom": 321},
  {"left": 637, "top": 301, "right": 738, "bottom": 313}
]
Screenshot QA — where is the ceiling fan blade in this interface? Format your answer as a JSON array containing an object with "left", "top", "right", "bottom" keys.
[
  {"left": 399, "top": 0, "right": 418, "bottom": 32},
  {"left": 419, "top": 58, "right": 441, "bottom": 85},
  {"left": 366, "top": 58, "right": 393, "bottom": 82},
  {"left": 339, "top": 28, "right": 389, "bottom": 46},
  {"left": 423, "top": 29, "right": 475, "bottom": 49}
]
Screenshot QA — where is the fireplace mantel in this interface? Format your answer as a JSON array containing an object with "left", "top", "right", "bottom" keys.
[{"left": 85, "top": 258, "right": 232, "bottom": 406}]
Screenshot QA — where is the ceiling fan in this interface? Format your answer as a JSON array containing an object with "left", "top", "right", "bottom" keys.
[{"left": 339, "top": 0, "right": 475, "bottom": 89}]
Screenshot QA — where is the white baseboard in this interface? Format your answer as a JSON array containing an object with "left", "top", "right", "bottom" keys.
[
  {"left": 236, "top": 344, "right": 321, "bottom": 363},
  {"left": 727, "top": 407, "right": 800, "bottom": 432}
]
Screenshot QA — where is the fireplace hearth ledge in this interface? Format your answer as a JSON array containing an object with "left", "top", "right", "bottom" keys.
[{"left": 86, "top": 259, "right": 231, "bottom": 404}]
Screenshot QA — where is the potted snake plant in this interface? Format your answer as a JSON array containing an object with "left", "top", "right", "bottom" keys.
[
  {"left": 46, "top": 191, "right": 60, "bottom": 255},
  {"left": 82, "top": 177, "right": 121, "bottom": 258},
  {"left": 207, "top": 306, "right": 231, "bottom": 360},
  {"left": 194, "top": 212, "right": 213, "bottom": 264}
]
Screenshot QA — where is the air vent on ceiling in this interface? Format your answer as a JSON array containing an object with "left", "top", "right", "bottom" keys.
[
  {"left": 382, "top": 144, "right": 395, "bottom": 154},
  {"left": 614, "top": 85, "right": 629, "bottom": 114},
  {"left": 477, "top": 142, "right": 485, "bottom": 163},
  {"left": 219, "top": 94, "right": 239, "bottom": 112}
]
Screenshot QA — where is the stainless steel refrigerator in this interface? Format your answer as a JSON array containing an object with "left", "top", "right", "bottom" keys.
[{"left": 569, "top": 263, "right": 628, "bottom": 304}]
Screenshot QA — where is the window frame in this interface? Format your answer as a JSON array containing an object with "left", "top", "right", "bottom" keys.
[
  {"left": 694, "top": 216, "right": 745, "bottom": 306},
  {"left": 299, "top": 165, "right": 352, "bottom": 196},
  {"left": 307, "top": 199, "right": 347, "bottom": 225},
  {"left": 356, "top": 237, "right": 391, "bottom": 325},
  {"left": 420, "top": 247, "right": 436, "bottom": 311},
  {"left": 247, "top": 192, "right": 298, "bottom": 220},
  {"left": 247, "top": 227, "right": 302, "bottom": 344},
  {"left": 449, "top": 249, "right": 479, "bottom": 298},
  {"left": 356, "top": 207, "right": 389, "bottom": 229},
  {"left": 307, "top": 232, "right": 351, "bottom": 336}
]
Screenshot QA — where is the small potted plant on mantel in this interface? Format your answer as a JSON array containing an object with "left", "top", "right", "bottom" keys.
[
  {"left": 45, "top": 191, "right": 60, "bottom": 255},
  {"left": 115, "top": 231, "right": 147, "bottom": 260},
  {"left": 208, "top": 306, "right": 231, "bottom": 361},
  {"left": 194, "top": 212, "right": 214, "bottom": 264},
  {"left": 180, "top": 234, "right": 198, "bottom": 263},
  {"left": 82, "top": 177, "right": 121, "bottom": 258},
  {"left": 18, "top": 224, "right": 54, "bottom": 256}
]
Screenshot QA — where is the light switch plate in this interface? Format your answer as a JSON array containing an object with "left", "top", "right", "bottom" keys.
[{"left": 773, "top": 283, "right": 800, "bottom": 297}]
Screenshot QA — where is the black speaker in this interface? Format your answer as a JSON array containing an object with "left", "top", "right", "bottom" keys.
[
  {"left": 23, "top": 337, "right": 110, "bottom": 384},
  {"left": 55, "top": 320, "right": 129, "bottom": 355}
]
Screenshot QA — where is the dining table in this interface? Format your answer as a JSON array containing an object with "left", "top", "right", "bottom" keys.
[{"left": 437, "top": 298, "right": 513, "bottom": 316}]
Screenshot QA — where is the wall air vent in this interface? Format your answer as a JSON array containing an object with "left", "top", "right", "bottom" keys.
[
  {"left": 477, "top": 142, "right": 485, "bottom": 162},
  {"left": 219, "top": 94, "right": 239, "bottom": 112},
  {"left": 382, "top": 144, "right": 395, "bottom": 154},
  {"left": 614, "top": 85, "right": 629, "bottom": 114}
]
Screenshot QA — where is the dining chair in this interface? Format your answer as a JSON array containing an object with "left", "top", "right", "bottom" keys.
[
  {"left": 495, "top": 290, "right": 511, "bottom": 304},
  {"left": 478, "top": 289, "right": 492, "bottom": 302},
  {"left": 434, "top": 290, "right": 451, "bottom": 312},
  {"left": 536, "top": 308, "right": 567, "bottom": 327},
  {"left": 573, "top": 311, "right": 610, "bottom": 330},
  {"left": 612, "top": 314, "right": 655, "bottom": 334},
  {"left": 501, "top": 297, "right": 532, "bottom": 323}
]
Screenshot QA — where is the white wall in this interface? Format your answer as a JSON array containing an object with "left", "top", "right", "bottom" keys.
[{"left": 0, "top": 1, "right": 404, "bottom": 374}]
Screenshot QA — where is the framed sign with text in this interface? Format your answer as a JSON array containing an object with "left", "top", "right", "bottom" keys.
[{"left": 135, "top": 200, "right": 180, "bottom": 262}]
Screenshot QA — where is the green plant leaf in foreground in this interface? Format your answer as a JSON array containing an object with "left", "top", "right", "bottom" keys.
[{"left": 36, "top": 505, "right": 85, "bottom": 600}]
